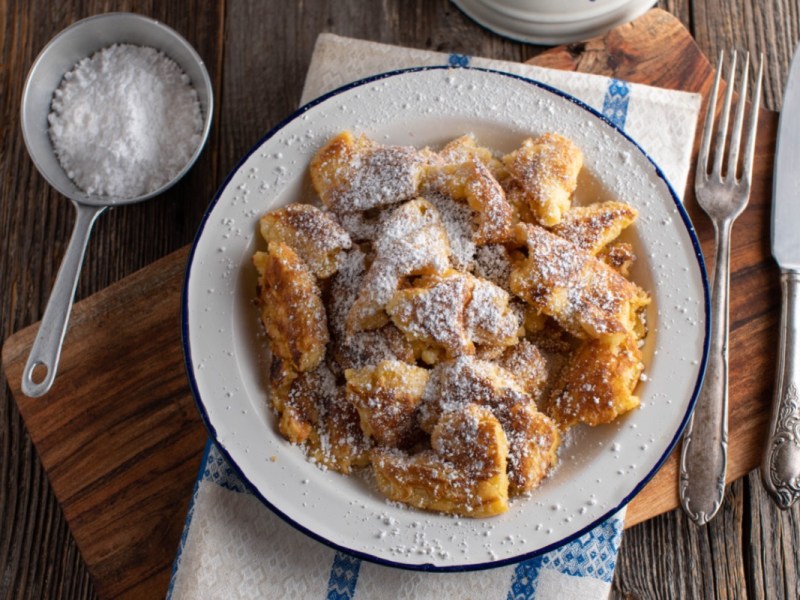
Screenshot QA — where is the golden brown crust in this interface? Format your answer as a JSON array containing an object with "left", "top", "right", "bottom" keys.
[
  {"left": 305, "top": 389, "right": 371, "bottom": 474},
  {"left": 418, "top": 356, "right": 531, "bottom": 434},
  {"left": 502, "top": 403, "right": 561, "bottom": 495},
  {"left": 427, "top": 158, "right": 515, "bottom": 245},
  {"left": 466, "top": 275, "right": 520, "bottom": 350},
  {"left": 259, "top": 204, "right": 352, "bottom": 279},
  {"left": 436, "top": 134, "right": 505, "bottom": 177},
  {"left": 510, "top": 223, "right": 650, "bottom": 344},
  {"left": 504, "top": 179, "right": 540, "bottom": 226},
  {"left": 372, "top": 404, "right": 510, "bottom": 517},
  {"left": 546, "top": 334, "right": 644, "bottom": 428},
  {"left": 309, "top": 131, "right": 423, "bottom": 213},
  {"left": 269, "top": 358, "right": 334, "bottom": 444},
  {"left": 598, "top": 242, "right": 636, "bottom": 276},
  {"left": 498, "top": 339, "right": 549, "bottom": 400},
  {"left": 463, "top": 160, "right": 515, "bottom": 245},
  {"left": 345, "top": 360, "right": 429, "bottom": 448},
  {"left": 550, "top": 201, "right": 637, "bottom": 255},
  {"left": 503, "top": 133, "right": 583, "bottom": 227},
  {"left": 253, "top": 242, "right": 329, "bottom": 372}
]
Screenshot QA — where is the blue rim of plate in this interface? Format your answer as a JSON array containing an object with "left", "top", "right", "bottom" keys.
[{"left": 181, "top": 65, "right": 711, "bottom": 572}]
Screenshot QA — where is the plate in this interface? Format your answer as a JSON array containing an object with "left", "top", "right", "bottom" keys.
[
  {"left": 183, "top": 67, "right": 708, "bottom": 570},
  {"left": 451, "top": 0, "right": 657, "bottom": 45}
]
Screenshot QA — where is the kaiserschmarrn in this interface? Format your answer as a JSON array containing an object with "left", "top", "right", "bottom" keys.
[{"left": 252, "top": 130, "right": 651, "bottom": 518}]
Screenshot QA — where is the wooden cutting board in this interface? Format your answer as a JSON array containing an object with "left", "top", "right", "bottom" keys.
[{"left": 1, "top": 9, "right": 779, "bottom": 600}]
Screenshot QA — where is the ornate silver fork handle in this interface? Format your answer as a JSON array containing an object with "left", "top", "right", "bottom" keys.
[
  {"left": 679, "top": 216, "right": 731, "bottom": 524},
  {"left": 761, "top": 271, "right": 800, "bottom": 508}
]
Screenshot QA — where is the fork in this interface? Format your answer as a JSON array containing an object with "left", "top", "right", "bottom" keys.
[{"left": 679, "top": 51, "right": 763, "bottom": 525}]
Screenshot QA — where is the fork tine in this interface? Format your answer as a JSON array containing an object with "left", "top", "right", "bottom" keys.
[
  {"left": 726, "top": 52, "right": 750, "bottom": 180},
  {"left": 712, "top": 51, "right": 738, "bottom": 178},
  {"left": 740, "top": 54, "right": 764, "bottom": 184},
  {"left": 697, "top": 52, "right": 725, "bottom": 181}
]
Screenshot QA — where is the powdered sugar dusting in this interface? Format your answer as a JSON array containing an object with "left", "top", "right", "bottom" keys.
[
  {"left": 326, "top": 144, "right": 423, "bottom": 212},
  {"left": 187, "top": 67, "right": 706, "bottom": 568},
  {"left": 474, "top": 244, "right": 514, "bottom": 288},
  {"left": 424, "top": 192, "right": 476, "bottom": 271}
]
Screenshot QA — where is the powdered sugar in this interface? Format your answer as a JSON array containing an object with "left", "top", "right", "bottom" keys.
[
  {"left": 48, "top": 44, "right": 203, "bottom": 198},
  {"left": 465, "top": 276, "right": 519, "bottom": 346},
  {"left": 474, "top": 244, "right": 513, "bottom": 288},
  {"left": 324, "top": 143, "right": 423, "bottom": 212},
  {"left": 424, "top": 192, "right": 476, "bottom": 271}
]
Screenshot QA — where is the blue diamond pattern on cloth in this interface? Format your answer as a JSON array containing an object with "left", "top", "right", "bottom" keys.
[
  {"left": 538, "top": 516, "right": 624, "bottom": 582},
  {"left": 602, "top": 78, "right": 631, "bottom": 130},
  {"left": 507, "top": 514, "right": 624, "bottom": 597},
  {"left": 203, "top": 443, "right": 248, "bottom": 494},
  {"left": 326, "top": 552, "right": 361, "bottom": 600},
  {"left": 448, "top": 53, "right": 471, "bottom": 67}
]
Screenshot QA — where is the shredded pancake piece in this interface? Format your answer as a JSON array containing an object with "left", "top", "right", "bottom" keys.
[
  {"left": 305, "top": 388, "right": 372, "bottom": 474},
  {"left": 498, "top": 339, "right": 549, "bottom": 400},
  {"left": 347, "top": 198, "right": 451, "bottom": 333},
  {"left": 386, "top": 270, "right": 474, "bottom": 362},
  {"left": 547, "top": 334, "right": 644, "bottom": 428},
  {"left": 345, "top": 360, "right": 429, "bottom": 448},
  {"left": 310, "top": 131, "right": 424, "bottom": 213},
  {"left": 253, "top": 242, "right": 328, "bottom": 372},
  {"left": 259, "top": 204, "right": 352, "bottom": 278},
  {"left": 503, "top": 133, "right": 583, "bottom": 226},
  {"left": 465, "top": 275, "right": 520, "bottom": 349},
  {"left": 372, "top": 404, "right": 510, "bottom": 517},
  {"left": 418, "top": 356, "right": 530, "bottom": 433},
  {"left": 550, "top": 201, "right": 637, "bottom": 255},
  {"left": 327, "top": 248, "right": 415, "bottom": 371},
  {"left": 502, "top": 402, "right": 561, "bottom": 495},
  {"left": 510, "top": 223, "right": 649, "bottom": 343}
]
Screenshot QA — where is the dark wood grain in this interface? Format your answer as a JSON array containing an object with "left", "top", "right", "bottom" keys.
[{"left": 1, "top": 2, "right": 799, "bottom": 600}]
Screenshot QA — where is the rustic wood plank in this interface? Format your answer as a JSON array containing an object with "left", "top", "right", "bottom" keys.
[
  {"left": 1, "top": 1, "right": 98, "bottom": 598},
  {"left": 0, "top": 1, "right": 225, "bottom": 599}
]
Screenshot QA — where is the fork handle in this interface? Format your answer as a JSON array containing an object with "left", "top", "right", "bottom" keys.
[
  {"left": 761, "top": 270, "right": 800, "bottom": 508},
  {"left": 679, "top": 220, "right": 731, "bottom": 525}
]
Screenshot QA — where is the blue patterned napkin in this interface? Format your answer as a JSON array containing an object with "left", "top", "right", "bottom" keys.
[
  {"left": 168, "top": 35, "right": 701, "bottom": 599},
  {"left": 170, "top": 442, "right": 624, "bottom": 599}
]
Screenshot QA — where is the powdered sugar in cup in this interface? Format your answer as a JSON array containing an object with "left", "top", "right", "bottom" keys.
[
  {"left": 48, "top": 43, "right": 205, "bottom": 198},
  {"left": 20, "top": 13, "right": 213, "bottom": 397}
]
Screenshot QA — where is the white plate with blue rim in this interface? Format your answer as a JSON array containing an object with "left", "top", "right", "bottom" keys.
[{"left": 183, "top": 66, "right": 708, "bottom": 571}]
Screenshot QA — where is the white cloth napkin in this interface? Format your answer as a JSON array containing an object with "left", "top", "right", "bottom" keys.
[{"left": 168, "top": 34, "right": 701, "bottom": 600}]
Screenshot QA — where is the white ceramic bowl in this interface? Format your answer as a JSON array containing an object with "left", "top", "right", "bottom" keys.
[
  {"left": 451, "top": 0, "right": 657, "bottom": 45},
  {"left": 183, "top": 67, "right": 708, "bottom": 571}
]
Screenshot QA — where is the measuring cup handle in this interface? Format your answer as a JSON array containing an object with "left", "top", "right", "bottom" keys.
[{"left": 21, "top": 202, "right": 106, "bottom": 397}]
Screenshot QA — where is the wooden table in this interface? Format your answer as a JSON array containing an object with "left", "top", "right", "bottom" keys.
[{"left": 2, "top": 1, "right": 799, "bottom": 598}]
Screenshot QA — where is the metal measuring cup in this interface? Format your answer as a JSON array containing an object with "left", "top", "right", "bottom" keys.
[{"left": 19, "top": 13, "right": 213, "bottom": 397}]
